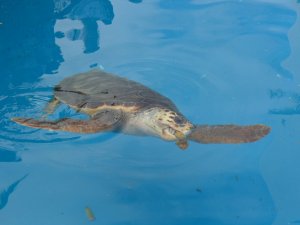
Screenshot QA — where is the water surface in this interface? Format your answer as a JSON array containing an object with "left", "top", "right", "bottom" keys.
[{"left": 1, "top": 1, "right": 300, "bottom": 224}]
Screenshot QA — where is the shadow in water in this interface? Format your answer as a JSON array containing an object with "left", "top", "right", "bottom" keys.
[{"left": 0, "top": 175, "right": 28, "bottom": 210}]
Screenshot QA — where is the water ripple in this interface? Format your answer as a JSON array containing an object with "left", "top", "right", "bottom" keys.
[{"left": 0, "top": 90, "right": 81, "bottom": 144}]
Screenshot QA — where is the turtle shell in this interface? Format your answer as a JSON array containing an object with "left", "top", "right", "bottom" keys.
[{"left": 54, "top": 69, "right": 178, "bottom": 115}]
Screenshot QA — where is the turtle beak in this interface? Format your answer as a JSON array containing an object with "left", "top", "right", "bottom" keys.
[
  {"left": 176, "top": 139, "right": 188, "bottom": 150},
  {"left": 149, "top": 123, "right": 190, "bottom": 150},
  {"left": 174, "top": 130, "right": 189, "bottom": 150}
]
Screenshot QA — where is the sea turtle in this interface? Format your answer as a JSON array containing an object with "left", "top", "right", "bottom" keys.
[{"left": 12, "top": 69, "right": 270, "bottom": 149}]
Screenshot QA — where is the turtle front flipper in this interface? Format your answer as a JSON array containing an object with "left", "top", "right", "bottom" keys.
[
  {"left": 188, "top": 124, "right": 270, "bottom": 144},
  {"left": 12, "top": 109, "right": 124, "bottom": 134}
]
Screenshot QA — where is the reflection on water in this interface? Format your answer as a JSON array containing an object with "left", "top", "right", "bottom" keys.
[
  {"left": 0, "top": 0, "right": 63, "bottom": 90},
  {"left": 55, "top": 0, "right": 114, "bottom": 53},
  {"left": 0, "top": 0, "right": 298, "bottom": 224},
  {"left": 160, "top": 1, "right": 296, "bottom": 79},
  {"left": 0, "top": 0, "right": 142, "bottom": 211},
  {"left": 0, "top": 0, "right": 65, "bottom": 152},
  {"left": 0, "top": 0, "right": 141, "bottom": 150}
]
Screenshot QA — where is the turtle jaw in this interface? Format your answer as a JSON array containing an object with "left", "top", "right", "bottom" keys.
[
  {"left": 144, "top": 118, "right": 192, "bottom": 150},
  {"left": 161, "top": 126, "right": 191, "bottom": 150},
  {"left": 159, "top": 117, "right": 194, "bottom": 141}
]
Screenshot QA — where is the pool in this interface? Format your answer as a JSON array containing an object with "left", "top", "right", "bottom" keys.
[{"left": 0, "top": 0, "right": 300, "bottom": 224}]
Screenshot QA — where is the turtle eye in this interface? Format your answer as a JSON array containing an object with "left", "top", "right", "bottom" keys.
[{"left": 174, "top": 116, "right": 184, "bottom": 124}]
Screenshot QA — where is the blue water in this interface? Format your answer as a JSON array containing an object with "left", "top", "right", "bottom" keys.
[{"left": 0, "top": 0, "right": 300, "bottom": 224}]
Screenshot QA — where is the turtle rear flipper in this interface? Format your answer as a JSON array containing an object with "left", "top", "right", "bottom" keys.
[
  {"left": 12, "top": 109, "right": 123, "bottom": 133},
  {"left": 188, "top": 124, "right": 270, "bottom": 144}
]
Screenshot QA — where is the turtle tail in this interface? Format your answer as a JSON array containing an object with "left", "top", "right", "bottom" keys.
[{"left": 188, "top": 124, "right": 270, "bottom": 144}]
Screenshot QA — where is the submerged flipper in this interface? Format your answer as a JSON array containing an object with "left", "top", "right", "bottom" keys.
[
  {"left": 12, "top": 110, "right": 123, "bottom": 133},
  {"left": 43, "top": 97, "right": 61, "bottom": 116},
  {"left": 188, "top": 124, "right": 270, "bottom": 144}
]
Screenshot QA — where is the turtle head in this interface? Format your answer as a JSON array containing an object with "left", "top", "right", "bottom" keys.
[{"left": 144, "top": 108, "right": 194, "bottom": 146}]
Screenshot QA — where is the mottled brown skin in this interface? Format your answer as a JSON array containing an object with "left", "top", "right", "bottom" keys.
[
  {"left": 14, "top": 109, "right": 123, "bottom": 133},
  {"left": 12, "top": 69, "right": 271, "bottom": 149},
  {"left": 188, "top": 125, "right": 270, "bottom": 144}
]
